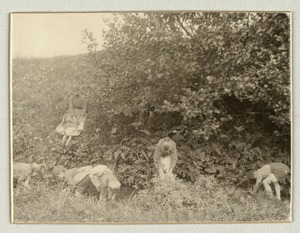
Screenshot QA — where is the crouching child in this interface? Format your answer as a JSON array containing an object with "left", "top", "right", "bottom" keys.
[
  {"left": 13, "top": 162, "right": 46, "bottom": 196},
  {"left": 52, "top": 164, "right": 121, "bottom": 201},
  {"left": 88, "top": 165, "right": 121, "bottom": 201},
  {"left": 248, "top": 162, "right": 291, "bottom": 200}
]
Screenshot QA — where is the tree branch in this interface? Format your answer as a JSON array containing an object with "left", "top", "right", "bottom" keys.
[{"left": 175, "top": 16, "right": 193, "bottom": 37}]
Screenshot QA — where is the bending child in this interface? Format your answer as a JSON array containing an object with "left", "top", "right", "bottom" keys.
[{"left": 249, "top": 162, "right": 290, "bottom": 200}]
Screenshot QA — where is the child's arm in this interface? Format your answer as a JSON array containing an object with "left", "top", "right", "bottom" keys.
[
  {"left": 81, "top": 97, "right": 87, "bottom": 116},
  {"left": 253, "top": 180, "right": 263, "bottom": 193},
  {"left": 69, "top": 95, "right": 75, "bottom": 115},
  {"left": 252, "top": 173, "right": 263, "bottom": 193}
]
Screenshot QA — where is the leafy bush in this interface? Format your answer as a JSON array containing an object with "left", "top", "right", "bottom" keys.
[
  {"left": 87, "top": 12, "right": 290, "bottom": 141},
  {"left": 82, "top": 12, "right": 290, "bottom": 186},
  {"left": 12, "top": 12, "right": 290, "bottom": 190}
]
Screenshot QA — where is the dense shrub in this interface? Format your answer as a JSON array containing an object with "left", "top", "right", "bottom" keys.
[
  {"left": 12, "top": 12, "right": 291, "bottom": 189},
  {"left": 87, "top": 12, "right": 290, "bottom": 141},
  {"left": 86, "top": 12, "right": 290, "bottom": 186}
]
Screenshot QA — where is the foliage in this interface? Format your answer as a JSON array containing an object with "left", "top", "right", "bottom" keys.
[
  {"left": 12, "top": 12, "right": 291, "bottom": 189},
  {"left": 84, "top": 12, "right": 290, "bottom": 186},
  {"left": 176, "top": 128, "right": 290, "bottom": 185},
  {"left": 89, "top": 12, "right": 290, "bottom": 141}
]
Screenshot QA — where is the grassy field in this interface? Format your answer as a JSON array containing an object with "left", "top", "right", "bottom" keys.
[
  {"left": 12, "top": 56, "right": 291, "bottom": 223},
  {"left": 12, "top": 176, "right": 291, "bottom": 223}
]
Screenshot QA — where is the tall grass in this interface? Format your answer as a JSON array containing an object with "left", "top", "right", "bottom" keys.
[{"left": 13, "top": 176, "right": 290, "bottom": 223}]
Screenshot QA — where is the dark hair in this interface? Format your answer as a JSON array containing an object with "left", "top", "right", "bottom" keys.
[{"left": 244, "top": 170, "right": 256, "bottom": 180}]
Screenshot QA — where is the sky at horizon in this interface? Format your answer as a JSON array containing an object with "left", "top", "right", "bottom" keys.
[{"left": 11, "top": 13, "right": 115, "bottom": 58}]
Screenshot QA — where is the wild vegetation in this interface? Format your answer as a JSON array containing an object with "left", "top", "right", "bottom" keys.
[
  {"left": 12, "top": 12, "right": 291, "bottom": 222},
  {"left": 13, "top": 176, "right": 290, "bottom": 223}
]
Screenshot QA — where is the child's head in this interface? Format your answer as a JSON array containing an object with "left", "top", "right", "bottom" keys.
[
  {"left": 253, "top": 170, "right": 259, "bottom": 179},
  {"left": 245, "top": 170, "right": 257, "bottom": 180},
  {"left": 31, "top": 163, "right": 47, "bottom": 178},
  {"left": 52, "top": 165, "right": 67, "bottom": 179}
]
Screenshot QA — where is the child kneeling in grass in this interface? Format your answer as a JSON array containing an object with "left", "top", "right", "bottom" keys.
[
  {"left": 248, "top": 162, "right": 290, "bottom": 200},
  {"left": 52, "top": 164, "right": 121, "bottom": 201}
]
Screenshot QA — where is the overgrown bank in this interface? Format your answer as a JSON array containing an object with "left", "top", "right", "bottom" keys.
[{"left": 12, "top": 12, "right": 291, "bottom": 189}]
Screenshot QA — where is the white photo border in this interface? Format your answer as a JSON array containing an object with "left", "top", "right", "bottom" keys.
[{"left": 1, "top": 0, "right": 300, "bottom": 232}]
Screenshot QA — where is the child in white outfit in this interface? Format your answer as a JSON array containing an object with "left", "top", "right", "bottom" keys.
[{"left": 251, "top": 162, "right": 290, "bottom": 200}]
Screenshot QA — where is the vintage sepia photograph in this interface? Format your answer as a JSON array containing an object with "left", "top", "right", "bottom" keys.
[{"left": 10, "top": 12, "right": 292, "bottom": 224}]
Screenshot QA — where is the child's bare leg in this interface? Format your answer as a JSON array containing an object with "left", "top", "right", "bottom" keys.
[
  {"left": 23, "top": 176, "right": 31, "bottom": 190},
  {"left": 66, "top": 136, "right": 72, "bottom": 146},
  {"left": 262, "top": 177, "right": 273, "bottom": 196},
  {"left": 15, "top": 186, "right": 20, "bottom": 196},
  {"left": 158, "top": 169, "right": 165, "bottom": 180},
  {"left": 111, "top": 191, "right": 117, "bottom": 201},
  {"left": 273, "top": 182, "right": 281, "bottom": 200},
  {"left": 99, "top": 188, "right": 108, "bottom": 202},
  {"left": 166, "top": 170, "right": 175, "bottom": 180},
  {"left": 75, "top": 190, "right": 83, "bottom": 198},
  {"left": 263, "top": 174, "right": 279, "bottom": 198},
  {"left": 107, "top": 188, "right": 113, "bottom": 201},
  {"left": 62, "top": 135, "right": 67, "bottom": 143}
]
